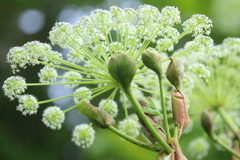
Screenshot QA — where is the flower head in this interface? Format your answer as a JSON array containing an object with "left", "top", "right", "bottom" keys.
[
  {"left": 99, "top": 99, "right": 118, "bottom": 117},
  {"left": 62, "top": 71, "right": 82, "bottom": 88},
  {"left": 188, "top": 137, "right": 210, "bottom": 160},
  {"left": 118, "top": 119, "right": 141, "bottom": 138},
  {"left": 183, "top": 14, "right": 213, "bottom": 36},
  {"left": 188, "top": 63, "right": 210, "bottom": 81},
  {"left": 73, "top": 87, "right": 92, "bottom": 104},
  {"left": 72, "top": 124, "right": 95, "bottom": 148},
  {"left": 7, "top": 41, "right": 61, "bottom": 73},
  {"left": 38, "top": 66, "right": 58, "bottom": 83},
  {"left": 2, "top": 76, "right": 27, "bottom": 100},
  {"left": 17, "top": 94, "right": 39, "bottom": 115},
  {"left": 42, "top": 106, "right": 65, "bottom": 130}
]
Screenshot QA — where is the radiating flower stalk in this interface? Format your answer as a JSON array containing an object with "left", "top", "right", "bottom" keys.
[{"left": 5, "top": 4, "right": 238, "bottom": 159}]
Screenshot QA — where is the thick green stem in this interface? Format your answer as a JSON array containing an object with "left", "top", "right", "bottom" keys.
[
  {"left": 124, "top": 88, "right": 172, "bottom": 153},
  {"left": 217, "top": 107, "right": 240, "bottom": 140},
  {"left": 108, "top": 126, "right": 161, "bottom": 152},
  {"left": 158, "top": 75, "right": 171, "bottom": 140}
]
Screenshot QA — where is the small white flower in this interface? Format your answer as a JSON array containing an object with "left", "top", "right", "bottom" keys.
[
  {"left": 49, "top": 22, "right": 76, "bottom": 48},
  {"left": 17, "top": 94, "right": 39, "bottom": 115},
  {"left": 72, "top": 124, "right": 95, "bottom": 148},
  {"left": 7, "top": 46, "right": 30, "bottom": 73},
  {"left": 118, "top": 119, "right": 141, "bottom": 139},
  {"left": 137, "top": 4, "right": 161, "bottom": 24},
  {"left": 183, "top": 14, "right": 213, "bottom": 36},
  {"left": 222, "top": 37, "right": 240, "bottom": 56},
  {"left": 160, "top": 6, "right": 181, "bottom": 26},
  {"left": 73, "top": 87, "right": 92, "bottom": 104},
  {"left": 6, "top": 41, "right": 61, "bottom": 73},
  {"left": 2, "top": 76, "right": 27, "bottom": 100},
  {"left": 99, "top": 99, "right": 118, "bottom": 117},
  {"left": 38, "top": 66, "right": 58, "bottom": 83},
  {"left": 184, "top": 35, "right": 214, "bottom": 58},
  {"left": 128, "top": 114, "right": 139, "bottom": 122},
  {"left": 89, "top": 9, "right": 112, "bottom": 30},
  {"left": 42, "top": 106, "right": 65, "bottom": 130},
  {"left": 62, "top": 71, "right": 82, "bottom": 88},
  {"left": 188, "top": 137, "right": 210, "bottom": 160},
  {"left": 188, "top": 63, "right": 210, "bottom": 81},
  {"left": 182, "top": 74, "right": 195, "bottom": 94}
]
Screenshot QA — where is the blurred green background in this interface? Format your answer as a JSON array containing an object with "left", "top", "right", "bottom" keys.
[{"left": 1, "top": 0, "right": 239, "bottom": 159}]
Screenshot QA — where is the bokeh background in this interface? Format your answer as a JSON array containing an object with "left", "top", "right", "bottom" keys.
[{"left": 1, "top": 0, "right": 239, "bottom": 159}]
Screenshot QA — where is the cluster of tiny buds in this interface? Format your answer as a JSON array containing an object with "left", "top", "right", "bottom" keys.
[
  {"left": 3, "top": 76, "right": 27, "bottom": 100},
  {"left": 99, "top": 99, "right": 118, "bottom": 117},
  {"left": 71, "top": 124, "right": 95, "bottom": 148},
  {"left": 42, "top": 106, "right": 65, "bottom": 130},
  {"left": 187, "top": 137, "right": 210, "bottom": 160},
  {"left": 118, "top": 118, "right": 141, "bottom": 139},
  {"left": 188, "top": 63, "right": 210, "bottom": 81}
]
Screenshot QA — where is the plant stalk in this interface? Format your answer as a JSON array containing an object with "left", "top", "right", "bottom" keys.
[
  {"left": 124, "top": 88, "right": 172, "bottom": 153},
  {"left": 108, "top": 126, "right": 162, "bottom": 152},
  {"left": 158, "top": 75, "right": 171, "bottom": 140},
  {"left": 217, "top": 107, "right": 240, "bottom": 140}
]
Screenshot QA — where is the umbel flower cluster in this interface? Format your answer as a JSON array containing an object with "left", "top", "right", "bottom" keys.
[{"left": 3, "top": 4, "right": 215, "bottom": 159}]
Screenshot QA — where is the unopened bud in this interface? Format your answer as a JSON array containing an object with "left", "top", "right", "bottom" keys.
[
  {"left": 108, "top": 53, "right": 136, "bottom": 91},
  {"left": 201, "top": 109, "right": 217, "bottom": 140},
  {"left": 142, "top": 48, "right": 162, "bottom": 76},
  {"left": 166, "top": 57, "right": 184, "bottom": 90},
  {"left": 77, "top": 101, "right": 115, "bottom": 128},
  {"left": 171, "top": 90, "right": 190, "bottom": 138}
]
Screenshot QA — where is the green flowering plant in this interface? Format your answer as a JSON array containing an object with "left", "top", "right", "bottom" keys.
[{"left": 2, "top": 4, "right": 239, "bottom": 160}]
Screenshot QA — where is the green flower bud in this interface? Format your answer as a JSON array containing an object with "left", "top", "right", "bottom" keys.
[
  {"left": 201, "top": 109, "right": 217, "bottom": 140},
  {"left": 108, "top": 53, "right": 136, "bottom": 91},
  {"left": 77, "top": 101, "right": 115, "bottom": 128},
  {"left": 171, "top": 90, "right": 190, "bottom": 138},
  {"left": 142, "top": 48, "right": 162, "bottom": 76},
  {"left": 166, "top": 57, "right": 184, "bottom": 90}
]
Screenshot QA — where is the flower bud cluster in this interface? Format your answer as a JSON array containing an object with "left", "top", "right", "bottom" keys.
[
  {"left": 188, "top": 137, "right": 210, "bottom": 160},
  {"left": 42, "top": 106, "right": 65, "bottom": 130},
  {"left": 17, "top": 95, "right": 39, "bottom": 115},
  {"left": 73, "top": 87, "right": 92, "bottom": 104},
  {"left": 38, "top": 66, "right": 58, "bottom": 83},
  {"left": 3, "top": 76, "right": 27, "bottom": 100},
  {"left": 62, "top": 71, "right": 82, "bottom": 88},
  {"left": 72, "top": 124, "right": 95, "bottom": 148},
  {"left": 118, "top": 119, "right": 141, "bottom": 139},
  {"left": 99, "top": 99, "right": 118, "bottom": 118}
]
